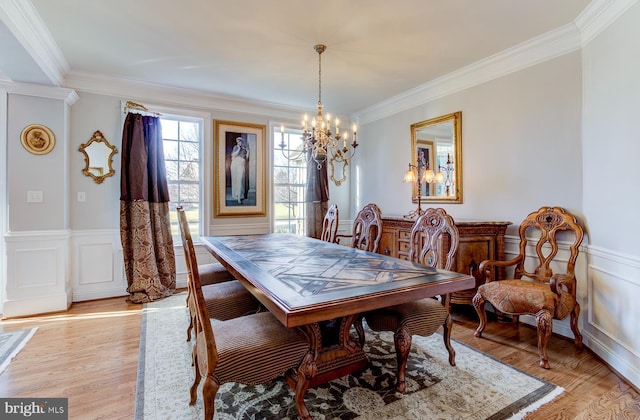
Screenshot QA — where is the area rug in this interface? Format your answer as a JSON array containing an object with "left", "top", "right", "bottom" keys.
[
  {"left": 135, "top": 293, "right": 563, "bottom": 419},
  {"left": 0, "top": 328, "right": 37, "bottom": 374}
]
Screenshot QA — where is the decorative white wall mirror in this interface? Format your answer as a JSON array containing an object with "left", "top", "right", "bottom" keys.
[{"left": 79, "top": 130, "right": 118, "bottom": 184}]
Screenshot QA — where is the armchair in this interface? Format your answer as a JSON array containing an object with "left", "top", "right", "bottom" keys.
[{"left": 472, "top": 206, "right": 584, "bottom": 369}]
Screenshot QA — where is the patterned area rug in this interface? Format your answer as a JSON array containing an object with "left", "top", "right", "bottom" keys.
[
  {"left": 135, "top": 293, "right": 563, "bottom": 419},
  {"left": 0, "top": 328, "right": 37, "bottom": 374}
]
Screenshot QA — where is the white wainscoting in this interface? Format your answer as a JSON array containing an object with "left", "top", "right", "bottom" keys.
[
  {"left": 3, "top": 230, "right": 72, "bottom": 318},
  {"left": 71, "top": 229, "right": 127, "bottom": 302},
  {"left": 584, "top": 245, "right": 640, "bottom": 389}
]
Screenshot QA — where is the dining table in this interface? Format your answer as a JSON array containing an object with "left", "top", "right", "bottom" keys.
[{"left": 201, "top": 233, "right": 475, "bottom": 387}]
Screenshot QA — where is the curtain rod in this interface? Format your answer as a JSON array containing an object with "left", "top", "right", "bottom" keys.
[{"left": 124, "top": 100, "right": 162, "bottom": 116}]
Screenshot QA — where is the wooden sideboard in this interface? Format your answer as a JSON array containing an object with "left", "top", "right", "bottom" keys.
[{"left": 380, "top": 216, "right": 511, "bottom": 305}]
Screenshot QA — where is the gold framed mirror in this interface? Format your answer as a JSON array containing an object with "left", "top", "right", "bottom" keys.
[
  {"left": 79, "top": 130, "right": 118, "bottom": 184},
  {"left": 410, "top": 111, "right": 462, "bottom": 203}
]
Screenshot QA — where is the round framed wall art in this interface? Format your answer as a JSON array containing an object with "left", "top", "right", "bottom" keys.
[{"left": 20, "top": 124, "right": 56, "bottom": 155}]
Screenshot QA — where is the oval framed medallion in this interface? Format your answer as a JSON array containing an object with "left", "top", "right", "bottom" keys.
[{"left": 20, "top": 124, "right": 56, "bottom": 155}]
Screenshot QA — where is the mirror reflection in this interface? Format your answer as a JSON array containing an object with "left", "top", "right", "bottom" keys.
[
  {"left": 79, "top": 130, "right": 118, "bottom": 184},
  {"left": 410, "top": 111, "right": 462, "bottom": 203}
]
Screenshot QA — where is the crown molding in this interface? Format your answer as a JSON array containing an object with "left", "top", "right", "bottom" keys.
[
  {"left": 353, "top": 0, "right": 639, "bottom": 124},
  {"left": 0, "top": 80, "right": 78, "bottom": 105},
  {"left": 352, "top": 23, "right": 582, "bottom": 124},
  {"left": 0, "top": 0, "right": 69, "bottom": 86},
  {"left": 575, "top": 0, "right": 639, "bottom": 46},
  {"left": 64, "top": 70, "right": 311, "bottom": 122}
]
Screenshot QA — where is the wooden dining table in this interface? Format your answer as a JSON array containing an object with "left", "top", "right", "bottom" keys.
[{"left": 201, "top": 233, "right": 475, "bottom": 387}]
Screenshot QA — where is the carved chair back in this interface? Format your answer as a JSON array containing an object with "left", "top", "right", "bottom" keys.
[
  {"left": 514, "top": 206, "right": 584, "bottom": 289},
  {"left": 408, "top": 208, "right": 459, "bottom": 271},
  {"left": 320, "top": 204, "right": 339, "bottom": 243},
  {"left": 351, "top": 203, "right": 382, "bottom": 253}
]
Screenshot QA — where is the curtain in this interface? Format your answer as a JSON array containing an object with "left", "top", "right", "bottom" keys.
[
  {"left": 305, "top": 160, "right": 330, "bottom": 239},
  {"left": 120, "top": 112, "right": 176, "bottom": 303}
]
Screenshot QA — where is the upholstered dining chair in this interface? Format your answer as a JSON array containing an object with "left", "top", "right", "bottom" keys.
[
  {"left": 336, "top": 203, "right": 383, "bottom": 252},
  {"left": 182, "top": 214, "right": 316, "bottom": 420},
  {"left": 472, "top": 206, "right": 584, "bottom": 369},
  {"left": 355, "top": 208, "right": 460, "bottom": 393},
  {"left": 320, "top": 203, "right": 339, "bottom": 243},
  {"left": 177, "top": 207, "right": 260, "bottom": 341}
]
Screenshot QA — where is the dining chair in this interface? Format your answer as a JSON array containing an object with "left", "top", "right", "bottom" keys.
[
  {"left": 472, "top": 206, "right": 584, "bottom": 369},
  {"left": 182, "top": 214, "right": 316, "bottom": 420},
  {"left": 356, "top": 208, "right": 460, "bottom": 392},
  {"left": 177, "top": 207, "right": 260, "bottom": 341},
  {"left": 336, "top": 203, "right": 383, "bottom": 252},
  {"left": 320, "top": 203, "right": 339, "bottom": 243}
]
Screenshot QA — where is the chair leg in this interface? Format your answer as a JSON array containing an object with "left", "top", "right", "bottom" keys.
[
  {"left": 442, "top": 313, "right": 456, "bottom": 366},
  {"left": 354, "top": 315, "right": 365, "bottom": 347},
  {"left": 202, "top": 375, "right": 220, "bottom": 420},
  {"left": 535, "top": 310, "right": 553, "bottom": 369},
  {"left": 394, "top": 325, "right": 412, "bottom": 393},
  {"left": 189, "top": 347, "right": 200, "bottom": 405},
  {"left": 570, "top": 303, "right": 583, "bottom": 351},
  {"left": 186, "top": 315, "right": 193, "bottom": 342},
  {"left": 472, "top": 292, "right": 487, "bottom": 337}
]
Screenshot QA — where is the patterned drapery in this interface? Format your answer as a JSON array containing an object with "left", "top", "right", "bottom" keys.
[
  {"left": 120, "top": 113, "right": 176, "bottom": 303},
  {"left": 305, "top": 159, "right": 330, "bottom": 239}
]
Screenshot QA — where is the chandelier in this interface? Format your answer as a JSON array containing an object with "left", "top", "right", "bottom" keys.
[{"left": 279, "top": 44, "right": 359, "bottom": 186}]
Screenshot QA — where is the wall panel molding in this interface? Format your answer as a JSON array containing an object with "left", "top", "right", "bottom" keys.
[
  {"left": 3, "top": 229, "right": 71, "bottom": 318},
  {"left": 71, "top": 229, "right": 126, "bottom": 302}
]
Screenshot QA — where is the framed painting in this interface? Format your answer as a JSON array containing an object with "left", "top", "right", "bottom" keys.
[
  {"left": 213, "top": 120, "right": 267, "bottom": 217},
  {"left": 416, "top": 140, "right": 435, "bottom": 197}
]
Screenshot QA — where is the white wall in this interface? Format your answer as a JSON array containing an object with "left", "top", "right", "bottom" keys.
[
  {"left": 356, "top": 52, "right": 583, "bottom": 228},
  {"left": 581, "top": 0, "right": 640, "bottom": 390}
]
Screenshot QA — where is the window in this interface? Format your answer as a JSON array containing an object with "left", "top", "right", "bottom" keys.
[
  {"left": 162, "top": 115, "right": 204, "bottom": 241},
  {"left": 273, "top": 127, "right": 307, "bottom": 235}
]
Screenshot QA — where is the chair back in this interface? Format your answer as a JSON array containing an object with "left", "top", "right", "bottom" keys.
[
  {"left": 320, "top": 204, "right": 339, "bottom": 243},
  {"left": 408, "top": 208, "right": 459, "bottom": 271},
  {"left": 351, "top": 203, "right": 382, "bottom": 253},
  {"left": 177, "top": 207, "right": 219, "bottom": 374},
  {"left": 515, "top": 206, "right": 584, "bottom": 282}
]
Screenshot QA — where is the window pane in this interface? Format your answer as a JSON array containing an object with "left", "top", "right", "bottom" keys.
[
  {"left": 179, "top": 183, "right": 199, "bottom": 203},
  {"left": 179, "top": 161, "right": 199, "bottom": 182},
  {"left": 179, "top": 121, "right": 199, "bottom": 141},
  {"left": 180, "top": 141, "right": 199, "bottom": 162},
  {"left": 165, "top": 160, "right": 179, "bottom": 181},
  {"left": 161, "top": 119, "right": 179, "bottom": 140}
]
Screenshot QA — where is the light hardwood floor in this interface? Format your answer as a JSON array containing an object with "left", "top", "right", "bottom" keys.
[{"left": 1, "top": 296, "right": 638, "bottom": 419}]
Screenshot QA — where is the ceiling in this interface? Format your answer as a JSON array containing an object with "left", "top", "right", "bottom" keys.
[{"left": 3, "top": 0, "right": 592, "bottom": 115}]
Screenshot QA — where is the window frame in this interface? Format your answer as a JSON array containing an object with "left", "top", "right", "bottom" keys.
[{"left": 271, "top": 124, "right": 308, "bottom": 236}]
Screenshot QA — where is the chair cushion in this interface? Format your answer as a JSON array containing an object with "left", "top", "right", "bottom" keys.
[
  {"left": 211, "top": 311, "right": 309, "bottom": 385},
  {"left": 203, "top": 280, "right": 260, "bottom": 320},
  {"left": 365, "top": 298, "right": 448, "bottom": 337},
  {"left": 199, "top": 262, "right": 235, "bottom": 285},
  {"left": 477, "top": 279, "right": 558, "bottom": 316}
]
